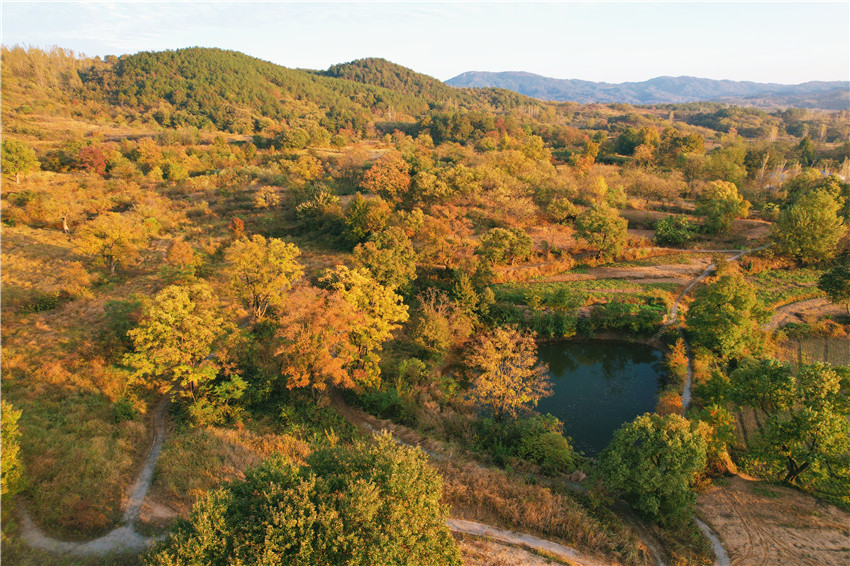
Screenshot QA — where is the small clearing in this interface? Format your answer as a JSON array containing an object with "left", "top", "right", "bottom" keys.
[{"left": 696, "top": 476, "right": 850, "bottom": 566}]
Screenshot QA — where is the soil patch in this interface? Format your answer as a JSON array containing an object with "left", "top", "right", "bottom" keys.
[{"left": 697, "top": 475, "right": 850, "bottom": 566}]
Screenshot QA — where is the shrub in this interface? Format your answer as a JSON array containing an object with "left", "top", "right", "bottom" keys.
[{"left": 653, "top": 215, "right": 696, "bottom": 246}]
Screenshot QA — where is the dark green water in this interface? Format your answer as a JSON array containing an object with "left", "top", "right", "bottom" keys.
[{"left": 535, "top": 340, "right": 664, "bottom": 455}]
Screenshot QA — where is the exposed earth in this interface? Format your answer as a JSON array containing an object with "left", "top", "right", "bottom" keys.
[{"left": 697, "top": 475, "right": 850, "bottom": 566}]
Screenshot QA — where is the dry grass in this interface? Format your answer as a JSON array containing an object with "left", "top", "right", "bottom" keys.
[
  {"left": 150, "top": 423, "right": 310, "bottom": 513},
  {"left": 438, "top": 461, "right": 650, "bottom": 566}
]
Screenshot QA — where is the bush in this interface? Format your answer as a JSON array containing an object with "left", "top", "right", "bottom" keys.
[
  {"left": 146, "top": 435, "right": 461, "bottom": 566},
  {"left": 653, "top": 215, "right": 696, "bottom": 246},
  {"left": 476, "top": 414, "right": 578, "bottom": 476}
]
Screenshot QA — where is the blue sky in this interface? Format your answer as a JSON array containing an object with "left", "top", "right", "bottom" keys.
[{"left": 2, "top": 2, "right": 848, "bottom": 84}]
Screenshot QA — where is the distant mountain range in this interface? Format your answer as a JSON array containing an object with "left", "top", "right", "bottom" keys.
[{"left": 446, "top": 71, "right": 850, "bottom": 110}]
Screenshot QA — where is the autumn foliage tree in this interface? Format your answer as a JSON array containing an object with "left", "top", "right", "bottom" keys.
[
  {"left": 124, "top": 283, "right": 227, "bottom": 400},
  {"left": 360, "top": 150, "right": 411, "bottom": 202},
  {"left": 75, "top": 212, "right": 151, "bottom": 275},
  {"left": 226, "top": 235, "right": 303, "bottom": 321},
  {"left": 467, "top": 326, "right": 552, "bottom": 422},
  {"left": 321, "top": 266, "right": 409, "bottom": 387},
  {"left": 275, "top": 286, "right": 362, "bottom": 398}
]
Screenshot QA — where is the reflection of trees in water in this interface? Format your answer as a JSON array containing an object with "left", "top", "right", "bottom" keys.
[{"left": 542, "top": 341, "right": 664, "bottom": 393}]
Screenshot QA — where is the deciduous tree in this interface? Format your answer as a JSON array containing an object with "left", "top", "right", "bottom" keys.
[
  {"left": 145, "top": 435, "right": 461, "bottom": 566},
  {"left": 599, "top": 413, "right": 707, "bottom": 525},
  {"left": 729, "top": 360, "right": 850, "bottom": 487},
  {"left": 772, "top": 190, "right": 846, "bottom": 264},
  {"left": 686, "top": 270, "right": 768, "bottom": 359},
  {"left": 467, "top": 326, "right": 552, "bottom": 422},
  {"left": 352, "top": 227, "right": 417, "bottom": 291},
  {"left": 321, "top": 266, "right": 409, "bottom": 387},
  {"left": 1, "top": 139, "right": 39, "bottom": 183},
  {"left": 226, "top": 235, "right": 303, "bottom": 321},
  {"left": 818, "top": 265, "right": 850, "bottom": 315},
  {"left": 124, "top": 283, "right": 226, "bottom": 400},
  {"left": 75, "top": 212, "right": 151, "bottom": 275},
  {"left": 694, "top": 180, "right": 750, "bottom": 234},
  {"left": 574, "top": 204, "right": 628, "bottom": 260},
  {"left": 275, "top": 286, "right": 361, "bottom": 397},
  {"left": 361, "top": 150, "right": 411, "bottom": 202}
]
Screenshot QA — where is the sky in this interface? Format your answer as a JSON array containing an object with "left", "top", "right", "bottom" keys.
[{"left": 2, "top": 1, "right": 848, "bottom": 84}]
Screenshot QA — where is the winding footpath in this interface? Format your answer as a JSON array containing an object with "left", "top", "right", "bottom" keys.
[
  {"left": 18, "top": 397, "right": 170, "bottom": 556},
  {"left": 665, "top": 246, "right": 769, "bottom": 409}
]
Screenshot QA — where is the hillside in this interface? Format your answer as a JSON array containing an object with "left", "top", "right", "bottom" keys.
[
  {"left": 322, "top": 57, "right": 543, "bottom": 112},
  {"left": 446, "top": 71, "right": 850, "bottom": 109}
]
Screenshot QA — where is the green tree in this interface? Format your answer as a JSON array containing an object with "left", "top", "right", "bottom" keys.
[
  {"left": 1, "top": 400, "right": 23, "bottom": 500},
  {"left": 818, "top": 265, "right": 850, "bottom": 315},
  {"left": 321, "top": 266, "right": 409, "bottom": 387},
  {"left": 226, "top": 235, "right": 303, "bottom": 321},
  {"left": 123, "top": 283, "right": 229, "bottom": 401},
  {"left": 344, "top": 193, "right": 392, "bottom": 244},
  {"left": 729, "top": 360, "right": 850, "bottom": 488},
  {"left": 653, "top": 215, "right": 696, "bottom": 246},
  {"left": 467, "top": 326, "right": 552, "bottom": 422},
  {"left": 352, "top": 227, "right": 417, "bottom": 291},
  {"left": 694, "top": 180, "right": 750, "bottom": 234},
  {"left": 771, "top": 190, "right": 846, "bottom": 264},
  {"left": 598, "top": 413, "right": 707, "bottom": 525},
  {"left": 145, "top": 435, "right": 461, "bottom": 566},
  {"left": 574, "top": 204, "right": 628, "bottom": 260},
  {"left": 1, "top": 138, "right": 39, "bottom": 183},
  {"left": 687, "top": 270, "right": 768, "bottom": 359},
  {"left": 477, "top": 227, "right": 533, "bottom": 266}
]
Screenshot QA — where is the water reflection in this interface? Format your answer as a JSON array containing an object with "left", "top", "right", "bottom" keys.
[{"left": 535, "top": 340, "right": 664, "bottom": 455}]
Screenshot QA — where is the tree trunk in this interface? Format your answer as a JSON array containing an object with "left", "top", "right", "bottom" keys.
[{"left": 783, "top": 458, "right": 809, "bottom": 484}]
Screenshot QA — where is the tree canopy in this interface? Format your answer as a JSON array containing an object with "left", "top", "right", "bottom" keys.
[
  {"left": 598, "top": 413, "right": 707, "bottom": 525},
  {"left": 226, "top": 235, "right": 303, "bottom": 320},
  {"left": 467, "top": 326, "right": 552, "bottom": 422},
  {"left": 687, "top": 269, "right": 768, "bottom": 359},
  {"left": 146, "top": 434, "right": 461, "bottom": 566},
  {"left": 729, "top": 360, "right": 850, "bottom": 491},
  {"left": 771, "top": 189, "right": 846, "bottom": 264}
]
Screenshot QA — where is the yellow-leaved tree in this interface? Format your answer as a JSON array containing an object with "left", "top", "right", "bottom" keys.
[
  {"left": 225, "top": 235, "right": 303, "bottom": 321},
  {"left": 467, "top": 326, "right": 552, "bottom": 422}
]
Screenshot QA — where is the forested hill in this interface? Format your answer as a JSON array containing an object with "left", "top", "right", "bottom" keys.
[
  {"left": 75, "top": 48, "right": 542, "bottom": 136},
  {"left": 446, "top": 71, "right": 850, "bottom": 110},
  {"left": 80, "top": 47, "right": 431, "bottom": 133},
  {"left": 321, "top": 57, "right": 541, "bottom": 111}
]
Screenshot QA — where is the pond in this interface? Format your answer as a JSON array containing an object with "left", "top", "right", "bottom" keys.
[{"left": 535, "top": 340, "right": 665, "bottom": 455}]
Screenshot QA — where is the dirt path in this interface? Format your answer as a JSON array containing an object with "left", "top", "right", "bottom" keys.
[
  {"left": 448, "top": 518, "right": 609, "bottom": 566},
  {"left": 663, "top": 246, "right": 769, "bottom": 409},
  {"left": 764, "top": 296, "right": 842, "bottom": 330},
  {"left": 19, "top": 397, "right": 170, "bottom": 555}
]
